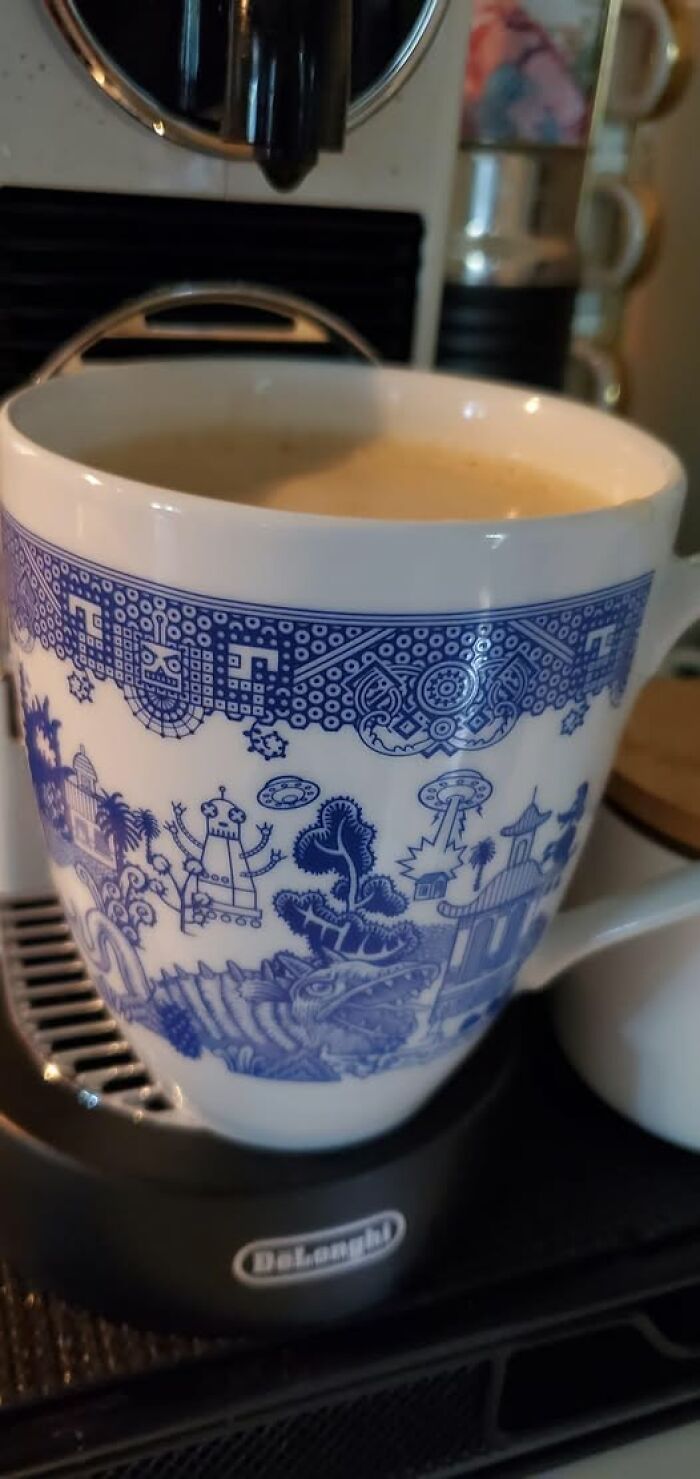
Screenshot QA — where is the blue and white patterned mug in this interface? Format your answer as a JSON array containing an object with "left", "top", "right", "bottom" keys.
[{"left": 3, "top": 303, "right": 700, "bottom": 1150}]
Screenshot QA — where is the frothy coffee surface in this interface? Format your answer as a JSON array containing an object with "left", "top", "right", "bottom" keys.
[{"left": 83, "top": 428, "right": 606, "bottom": 520}]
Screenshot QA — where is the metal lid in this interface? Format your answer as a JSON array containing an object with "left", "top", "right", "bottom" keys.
[{"left": 608, "top": 676, "right": 700, "bottom": 855}]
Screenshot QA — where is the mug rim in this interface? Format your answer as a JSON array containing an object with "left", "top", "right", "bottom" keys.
[{"left": 2, "top": 358, "right": 685, "bottom": 535}]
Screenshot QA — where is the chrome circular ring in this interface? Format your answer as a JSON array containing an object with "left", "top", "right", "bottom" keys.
[{"left": 44, "top": 0, "right": 450, "bottom": 159}]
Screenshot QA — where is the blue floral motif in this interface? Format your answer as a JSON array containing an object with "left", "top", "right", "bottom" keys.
[
  {"left": 561, "top": 700, "right": 590, "bottom": 736},
  {"left": 3, "top": 512, "right": 652, "bottom": 756},
  {"left": 20, "top": 673, "right": 593, "bottom": 1083},
  {"left": 67, "top": 670, "right": 94, "bottom": 705},
  {"left": 76, "top": 857, "right": 155, "bottom": 949}
]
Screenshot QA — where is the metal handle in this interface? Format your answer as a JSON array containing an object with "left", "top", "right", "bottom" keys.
[{"left": 35, "top": 282, "right": 379, "bottom": 382}]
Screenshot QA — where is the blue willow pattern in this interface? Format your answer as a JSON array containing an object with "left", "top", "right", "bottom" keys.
[
  {"left": 21, "top": 669, "right": 591, "bottom": 1082},
  {"left": 8, "top": 513, "right": 648, "bottom": 1082},
  {"left": 3, "top": 513, "right": 652, "bottom": 755}
]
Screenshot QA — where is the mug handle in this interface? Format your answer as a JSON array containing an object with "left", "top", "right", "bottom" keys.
[
  {"left": 521, "top": 554, "right": 700, "bottom": 990},
  {"left": 582, "top": 177, "right": 659, "bottom": 291},
  {"left": 608, "top": 0, "right": 691, "bottom": 123}
]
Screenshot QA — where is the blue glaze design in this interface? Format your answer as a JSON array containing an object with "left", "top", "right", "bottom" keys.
[
  {"left": 20, "top": 672, "right": 282, "bottom": 937},
  {"left": 67, "top": 670, "right": 94, "bottom": 704},
  {"left": 257, "top": 776, "right": 320, "bottom": 811},
  {"left": 435, "top": 791, "right": 560, "bottom": 1028},
  {"left": 20, "top": 672, "right": 592, "bottom": 1081},
  {"left": 244, "top": 722, "right": 288, "bottom": 761},
  {"left": 154, "top": 789, "right": 283, "bottom": 931},
  {"left": 4, "top": 513, "right": 652, "bottom": 756},
  {"left": 399, "top": 769, "right": 493, "bottom": 901},
  {"left": 273, "top": 795, "right": 418, "bottom": 965},
  {"left": 74, "top": 780, "right": 589, "bottom": 1081},
  {"left": 560, "top": 700, "right": 590, "bottom": 736}
]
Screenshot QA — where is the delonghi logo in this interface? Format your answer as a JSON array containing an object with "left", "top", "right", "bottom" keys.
[{"left": 233, "top": 1211, "right": 407, "bottom": 1288}]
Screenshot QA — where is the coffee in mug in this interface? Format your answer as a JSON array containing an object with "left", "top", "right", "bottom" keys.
[{"left": 83, "top": 429, "right": 607, "bottom": 520}]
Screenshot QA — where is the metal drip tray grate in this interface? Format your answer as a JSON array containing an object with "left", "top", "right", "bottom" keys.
[{"left": 0, "top": 895, "right": 172, "bottom": 1116}]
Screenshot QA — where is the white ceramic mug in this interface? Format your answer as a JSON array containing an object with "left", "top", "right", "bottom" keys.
[
  {"left": 608, "top": 0, "right": 691, "bottom": 123},
  {"left": 4, "top": 285, "right": 700, "bottom": 1153},
  {"left": 554, "top": 801, "right": 700, "bottom": 1151}
]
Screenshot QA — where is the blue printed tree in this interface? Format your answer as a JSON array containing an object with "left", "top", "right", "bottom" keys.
[
  {"left": 95, "top": 791, "right": 141, "bottom": 875},
  {"left": 469, "top": 837, "right": 496, "bottom": 892},
  {"left": 133, "top": 808, "right": 161, "bottom": 865},
  {"left": 21, "top": 686, "right": 73, "bottom": 837},
  {"left": 275, "top": 796, "right": 418, "bottom": 963}
]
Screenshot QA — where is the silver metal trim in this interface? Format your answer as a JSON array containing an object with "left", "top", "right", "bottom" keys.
[
  {"left": 348, "top": 0, "right": 450, "bottom": 130},
  {"left": 0, "top": 895, "right": 174, "bottom": 1118},
  {"left": 34, "top": 281, "right": 379, "bottom": 381},
  {"left": 44, "top": 0, "right": 449, "bottom": 154},
  {"left": 44, "top": 0, "right": 254, "bottom": 162}
]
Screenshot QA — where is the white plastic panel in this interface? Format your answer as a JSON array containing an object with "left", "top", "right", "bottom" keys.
[{"left": 0, "top": 0, "right": 472, "bottom": 361}]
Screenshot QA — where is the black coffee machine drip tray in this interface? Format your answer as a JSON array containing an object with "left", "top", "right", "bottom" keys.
[{"left": 3, "top": 895, "right": 700, "bottom": 1477}]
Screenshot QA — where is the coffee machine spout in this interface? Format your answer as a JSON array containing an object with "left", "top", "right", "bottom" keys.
[{"left": 226, "top": 0, "right": 352, "bottom": 190}]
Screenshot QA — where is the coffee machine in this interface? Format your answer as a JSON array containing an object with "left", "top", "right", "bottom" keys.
[
  {"left": 5, "top": 12, "right": 700, "bottom": 1476},
  {"left": 0, "top": 0, "right": 471, "bottom": 379},
  {"left": 0, "top": 0, "right": 511, "bottom": 1333}
]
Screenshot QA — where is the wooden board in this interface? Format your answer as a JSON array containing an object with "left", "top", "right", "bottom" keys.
[{"left": 608, "top": 677, "right": 700, "bottom": 855}]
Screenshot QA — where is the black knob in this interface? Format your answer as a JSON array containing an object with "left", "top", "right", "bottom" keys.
[{"left": 226, "top": 0, "right": 352, "bottom": 189}]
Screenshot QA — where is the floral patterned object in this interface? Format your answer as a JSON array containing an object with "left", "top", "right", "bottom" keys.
[
  {"left": 20, "top": 664, "right": 591, "bottom": 1083},
  {"left": 463, "top": 0, "right": 607, "bottom": 146},
  {"left": 3, "top": 516, "right": 650, "bottom": 1093}
]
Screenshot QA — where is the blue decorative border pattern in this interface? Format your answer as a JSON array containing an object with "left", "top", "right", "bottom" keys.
[
  {"left": 3, "top": 512, "right": 653, "bottom": 756},
  {"left": 21, "top": 658, "right": 593, "bottom": 1082}
]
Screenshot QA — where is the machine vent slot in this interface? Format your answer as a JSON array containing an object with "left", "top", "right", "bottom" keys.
[
  {"left": 0, "top": 897, "right": 173, "bottom": 1116},
  {"left": 0, "top": 186, "right": 423, "bottom": 392}
]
